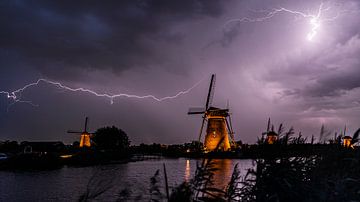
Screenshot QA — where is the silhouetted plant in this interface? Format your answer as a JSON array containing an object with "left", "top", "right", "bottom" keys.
[
  {"left": 150, "top": 169, "right": 165, "bottom": 202},
  {"left": 224, "top": 163, "right": 243, "bottom": 201},
  {"left": 240, "top": 156, "right": 319, "bottom": 201},
  {"left": 168, "top": 159, "right": 225, "bottom": 201},
  {"left": 192, "top": 159, "right": 225, "bottom": 200},
  {"left": 238, "top": 128, "right": 360, "bottom": 201},
  {"left": 79, "top": 167, "right": 115, "bottom": 202},
  {"left": 278, "top": 126, "right": 295, "bottom": 145},
  {"left": 319, "top": 124, "right": 331, "bottom": 143},
  {"left": 351, "top": 128, "right": 360, "bottom": 145},
  {"left": 169, "top": 182, "right": 193, "bottom": 202}
]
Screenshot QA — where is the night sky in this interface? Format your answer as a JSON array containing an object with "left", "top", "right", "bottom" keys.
[{"left": 1, "top": 0, "right": 360, "bottom": 144}]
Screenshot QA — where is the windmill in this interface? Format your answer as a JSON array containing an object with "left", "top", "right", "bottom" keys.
[
  {"left": 188, "top": 74, "right": 235, "bottom": 151},
  {"left": 262, "top": 118, "right": 278, "bottom": 144},
  {"left": 68, "top": 117, "right": 95, "bottom": 148},
  {"left": 342, "top": 125, "right": 353, "bottom": 148}
]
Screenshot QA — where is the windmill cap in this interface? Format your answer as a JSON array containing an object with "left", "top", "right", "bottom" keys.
[{"left": 267, "top": 131, "right": 278, "bottom": 136}]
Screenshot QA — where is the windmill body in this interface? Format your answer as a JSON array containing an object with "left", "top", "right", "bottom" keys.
[
  {"left": 188, "top": 74, "right": 234, "bottom": 152},
  {"left": 79, "top": 133, "right": 91, "bottom": 147},
  {"left": 204, "top": 107, "right": 231, "bottom": 151}
]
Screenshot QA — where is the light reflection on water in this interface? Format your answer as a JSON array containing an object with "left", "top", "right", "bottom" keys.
[
  {"left": 185, "top": 159, "right": 191, "bottom": 182},
  {"left": 0, "top": 158, "right": 254, "bottom": 201},
  {"left": 212, "top": 159, "right": 235, "bottom": 190}
]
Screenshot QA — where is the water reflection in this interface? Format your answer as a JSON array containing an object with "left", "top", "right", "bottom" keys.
[
  {"left": 184, "top": 159, "right": 245, "bottom": 190},
  {"left": 185, "top": 160, "right": 191, "bottom": 182},
  {"left": 211, "top": 159, "right": 233, "bottom": 190}
]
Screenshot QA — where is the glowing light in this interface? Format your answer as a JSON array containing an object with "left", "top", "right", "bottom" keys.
[
  {"left": 60, "top": 154, "right": 73, "bottom": 159},
  {"left": 0, "top": 78, "right": 203, "bottom": 108},
  {"left": 343, "top": 136, "right": 354, "bottom": 149},
  {"left": 224, "top": 3, "right": 340, "bottom": 41}
]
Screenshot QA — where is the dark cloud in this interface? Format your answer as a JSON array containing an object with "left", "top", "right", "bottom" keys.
[
  {"left": 304, "top": 68, "right": 360, "bottom": 97},
  {"left": 0, "top": 0, "right": 224, "bottom": 79}
]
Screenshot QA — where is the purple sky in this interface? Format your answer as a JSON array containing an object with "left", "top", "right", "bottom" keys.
[{"left": 1, "top": 0, "right": 360, "bottom": 144}]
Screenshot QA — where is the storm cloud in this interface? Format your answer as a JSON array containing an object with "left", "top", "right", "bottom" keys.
[
  {"left": 0, "top": 0, "right": 224, "bottom": 79},
  {"left": 1, "top": 0, "right": 360, "bottom": 144}
]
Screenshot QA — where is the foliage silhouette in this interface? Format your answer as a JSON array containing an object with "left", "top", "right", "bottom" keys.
[{"left": 93, "top": 126, "right": 130, "bottom": 151}]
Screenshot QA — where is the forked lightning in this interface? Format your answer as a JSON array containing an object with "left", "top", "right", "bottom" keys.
[{"left": 0, "top": 78, "right": 203, "bottom": 107}]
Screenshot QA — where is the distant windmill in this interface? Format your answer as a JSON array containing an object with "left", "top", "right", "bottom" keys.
[
  {"left": 68, "top": 117, "right": 95, "bottom": 148},
  {"left": 188, "top": 74, "right": 234, "bottom": 151},
  {"left": 342, "top": 125, "right": 353, "bottom": 148},
  {"left": 262, "top": 118, "right": 278, "bottom": 144}
]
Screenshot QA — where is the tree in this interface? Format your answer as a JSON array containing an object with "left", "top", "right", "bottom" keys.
[{"left": 93, "top": 126, "right": 130, "bottom": 151}]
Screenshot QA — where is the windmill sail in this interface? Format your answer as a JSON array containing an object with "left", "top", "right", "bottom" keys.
[
  {"left": 84, "top": 117, "right": 89, "bottom": 132},
  {"left": 188, "top": 107, "right": 206, "bottom": 114},
  {"left": 205, "top": 74, "right": 216, "bottom": 110},
  {"left": 188, "top": 74, "right": 233, "bottom": 151}
]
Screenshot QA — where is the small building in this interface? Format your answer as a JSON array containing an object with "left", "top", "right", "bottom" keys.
[{"left": 20, "top": 141, "right": 65, "bottom": 154}]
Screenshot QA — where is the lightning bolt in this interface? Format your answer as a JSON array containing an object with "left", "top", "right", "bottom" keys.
[
  {"left": 224, "top": 2, "right": 341, "bottom": 41},
  {"left": 0, "top": 78, "right": 203, "bottom": 109}
]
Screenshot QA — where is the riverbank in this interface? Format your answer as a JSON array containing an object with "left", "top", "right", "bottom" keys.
[{"left": 0, "top": 143, "right": 354, "bottom": 170}]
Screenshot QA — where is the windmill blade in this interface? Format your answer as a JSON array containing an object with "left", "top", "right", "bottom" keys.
[
  {"left": 188, "top": 107, "right": 206, "bottom": 114},
  {"left": 188, "top": 111, "right": 206, "bottom": 115},
  {"left": 225, "top": 118, "right": 232, "bottom": 134},
  {"left": 228, "top": 114, "right": 234, "bottom": 135},
  {"left": 197, "top": 116, "right": 207, "bottom": 144},
  {"left": 205, "top": 74, "right": 216, "bottom": 110},
  {"left": 225, "top": 117, "right": 235, "bottom": 145},
  {"left": 226, "top": 102, "right": 233, "bottom": 132},
  {"left": 84, "top": 117, "right": 89, "bottom": 132},
  {"left": 67, "top": 130, "right": 82, "bottom": 134}
]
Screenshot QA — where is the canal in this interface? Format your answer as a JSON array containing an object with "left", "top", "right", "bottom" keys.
[{"left": 0, "top": 158, "right": 254, "bottom": 201}]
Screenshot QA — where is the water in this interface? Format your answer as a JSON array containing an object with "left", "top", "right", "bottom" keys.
[{"left": 0, "top": 158, "right": 254, "bottom": 201}]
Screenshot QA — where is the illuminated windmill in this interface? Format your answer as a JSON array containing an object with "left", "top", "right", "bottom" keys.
[
  {"left": 67, "top": 117, "right": 95, "bottom": 148},
  {"left": 342, "top": 125, "right": 351, "bottom": 148},
  {"left": 188, "top": 74, "right": 235, "bottom": 151},
  {"left": 262, "top": 118, "right": 278, "bottom": 144},
  {"left": 341, "top": 125, "right": 359, "bottom": 149}
]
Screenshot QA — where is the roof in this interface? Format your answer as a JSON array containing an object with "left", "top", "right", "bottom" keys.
[
  {"left": 267, "top": 131, "right": 278, "bottom": 136},
  {"left": 20, "top": 141, "right": 65, "bottom": 152},
  {"left": 206, "top": 107, "right": 229, "bottom": 117}
]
